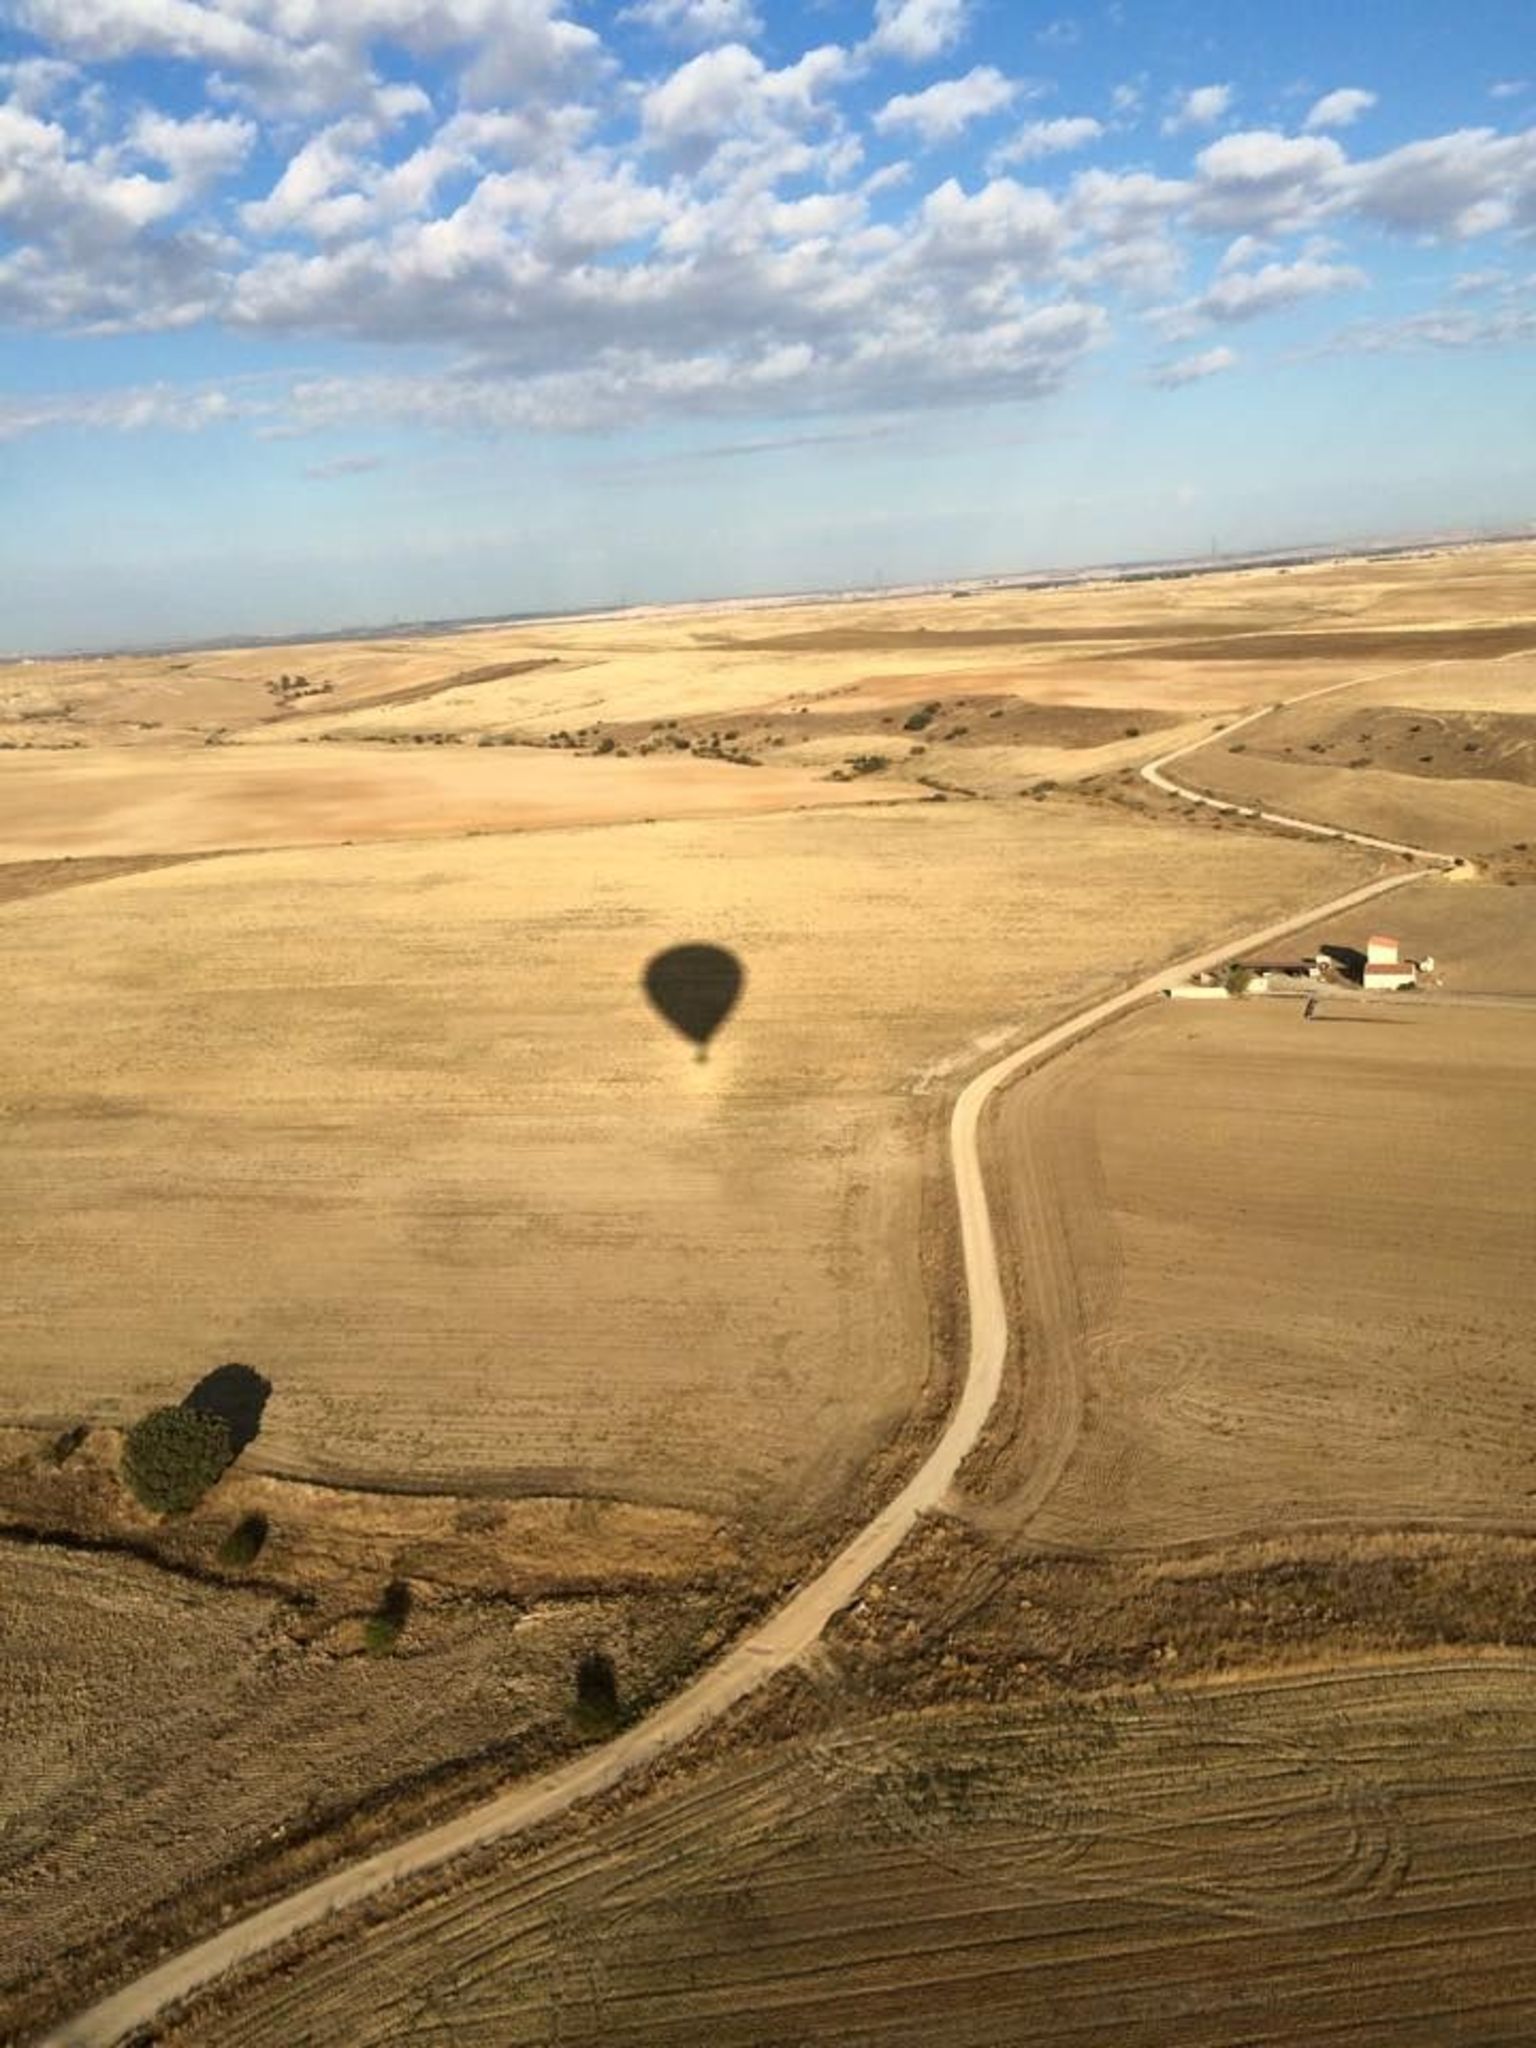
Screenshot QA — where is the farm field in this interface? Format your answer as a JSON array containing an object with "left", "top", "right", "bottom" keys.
[
  {"left": 158, "top": 1657, "right": 1536, "bottom": 2048},
  {"left": 0, "top": 802, "right": 1369, "bottom": 1516},
  {"left": 0, "top": 742, "right": 917, "bottom": 862},
  {"left": 1164, "top": 649, "right": 1536, "bottom": 856},
  {"left": 6, "top": 539, "right": 1536, "bottom": 2043},
  {"left": 977, "top": 900, "right": 1536, "bottom": 1550}
]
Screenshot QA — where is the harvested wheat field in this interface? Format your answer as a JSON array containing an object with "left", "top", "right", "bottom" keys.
[
  {"left": 977, "top": 905, "right": 1536, "bottom": 1549},
  {"left": 158, "top": 1656, "right": 1536, "bottom": 2048},
  {"left": 0, "top": 743, "right": 918, "bottom": 861},
  {"left": 0, "top": 802, "right": 1370, "bottom": 1518}
]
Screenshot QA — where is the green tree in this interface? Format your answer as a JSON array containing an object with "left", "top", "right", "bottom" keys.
[{"left": 121, "top": 1406, "right": 234, "bottom": 1514}]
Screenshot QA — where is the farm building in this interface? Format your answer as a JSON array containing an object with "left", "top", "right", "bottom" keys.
[{"left": 1364, "top": 957, "right": 1418, "bottom": 990}]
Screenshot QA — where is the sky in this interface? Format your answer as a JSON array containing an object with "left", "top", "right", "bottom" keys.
[{"left": 0, "top": 0, "right": 1532, "bottom": 652}]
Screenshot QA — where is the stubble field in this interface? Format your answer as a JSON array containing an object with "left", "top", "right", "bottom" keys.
[{"left": 979, "top": 930, "right": 1536, "bottom": 1550}]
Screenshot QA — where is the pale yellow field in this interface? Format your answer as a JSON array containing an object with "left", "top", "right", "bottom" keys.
[
  {"left": 0, "top": 741, "right": 912, "bottom": 861},
  {"left": 979, "top": 885, "right": 1536, "bottom": 1551},
  {"left": 161, "top": 1657, "right": 1536, "bottom": 2048},
  {"left": 0, "top": 803, "right": 1371, "bottom": 1521}
]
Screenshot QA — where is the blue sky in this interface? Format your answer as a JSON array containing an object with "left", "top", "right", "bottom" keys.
[{"left": 0, "top": 0, "right": 1532, "bottom": 651}]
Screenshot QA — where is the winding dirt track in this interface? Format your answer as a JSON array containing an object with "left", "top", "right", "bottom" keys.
[{"left": 41, "top": 694, "right": 1456, "bottom": 2048}]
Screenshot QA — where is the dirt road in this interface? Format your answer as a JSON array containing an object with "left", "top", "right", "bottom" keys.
[
  {"left": 39, "top": 838, "right": 1439, "bottom": 2046},
  {"left": 1141, "top": 672, "right": 1462, "bottom": 867}
]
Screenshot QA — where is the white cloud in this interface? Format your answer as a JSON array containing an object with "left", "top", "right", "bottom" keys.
[
  {"left": 1329, "top": 303, "right": 1536, "bottom": 352},
  {"left": 1187, "top": 128, "right": 1346, "bottom": 232},
  {"left": 1063, "top": 166, "right": 1187, "bottom": 294},
  {"left": 4, "top": 1, "right": 1534, "bottom": 454},
  {"left": 131, "top": 109, "right": 255, "bottom": 192},
  {"left": 620, "top": 0, "right": 763, "bottom": 44},
  {"left": 641, "top": 42, "right": 849, "bottom": 168},
  {"left": 991, "top": 115, "right": 1103, "bottom": 166},
  {"left": 873, "top": 67, "right": 1015, "bottom": 145},
  {"left": 14, "top": 0, "right": 605, "bottom": 115},
  {"left": 1304, "top": 88, "right": 1376, "bottom": 131},
  {"left": 302, "top": 451, "right": 385, "bottom": 478},
  {"left": 0, "top": 377, "right": 253, "bottom": 440},
  {"left": 1162, "top": 84, "right": 1232, "bottom": 136},
  {"left": 1152, "top": 343, "right": 1236, "bottom": 387},
  {"left": 1172, "top": 255, "right": 1366, "bottom": 329},
  {"left": 918, "top": 176, "right": 1063, "bottom": 268},
  {"left": 1341, "top": 127, "right": 1536, "bottom": 239},
  {"left": 867, "top": 0, "right": 970, "bottom": 64},
  {"left": 1490, "top": 81, "right": 1529, "bottom": 101},
  {"left": 1451, "top": 267, "right": 1510, "bottom": 296},
  {"left": 0, "top": 56, "right": 79, "bottom": 112}
]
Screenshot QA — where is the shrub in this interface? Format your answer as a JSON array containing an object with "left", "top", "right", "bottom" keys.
[
  {"left": 218, "top": 1512, "right": 270, "bottom": 1567},
  {"left": 902, "top": 703, "right": 939, "bottom": 733},
  {"left": 122, "top": 1406, "right": 234, "bottom": 1513},
  {"left": 364, "top": 1579, "right": 412, "bottom": 1655}
]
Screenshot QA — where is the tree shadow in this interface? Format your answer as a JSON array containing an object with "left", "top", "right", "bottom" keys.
[
  {"left": 574, "top": 1649, "right": 621, "bottom": 1735},
  {"left": 181, "top": 1362, "right": 271, "bottom": 1456}
]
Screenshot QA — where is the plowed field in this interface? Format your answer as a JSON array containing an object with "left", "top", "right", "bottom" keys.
[{"left": 159, "top": 1658, "right": 1536, "bottom": 2048}]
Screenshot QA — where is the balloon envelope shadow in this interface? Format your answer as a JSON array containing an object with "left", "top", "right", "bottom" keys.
[
  {"left": 643, "top": 944, "right": 744, "bottom": 1060},
  {"left": 181, "top": 1362, "right": 272, "bottom": 1456}
]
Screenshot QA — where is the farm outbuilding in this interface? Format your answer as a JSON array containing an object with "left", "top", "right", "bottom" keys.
[{"left": 1364, "top": 959, "right": 1417, "bottom": 990}]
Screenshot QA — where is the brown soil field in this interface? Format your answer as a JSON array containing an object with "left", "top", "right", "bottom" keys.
[
  {"left": 0, "top": 1528, "right": 734, "bottom": 2036},
  {"left": 157, "top": 1656, "right": 1536, "bottom": 2048},
  {"left": 976, "top": 946, "right": 1536, "bottom": 1550}
]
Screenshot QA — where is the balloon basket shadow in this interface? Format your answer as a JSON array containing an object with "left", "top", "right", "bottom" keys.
[{"left": 694, "top": 1048, "right": 709, "bottom": 1065}]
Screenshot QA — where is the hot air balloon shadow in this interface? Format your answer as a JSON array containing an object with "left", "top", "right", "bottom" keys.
[{"left": 642, "top": 944, "right": 744, "bottom": 1062}]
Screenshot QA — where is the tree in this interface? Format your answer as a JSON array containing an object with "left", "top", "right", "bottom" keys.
[
  {"left": 1219, "top": 963, "right": 1255, "bottom": 997},
  {"left": 121, "top": 1406, "right": 234, "bottom": 1513}
]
